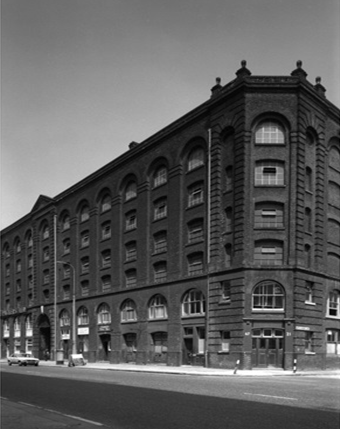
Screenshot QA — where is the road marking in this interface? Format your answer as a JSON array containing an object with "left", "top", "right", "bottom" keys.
[
  {"left": 244, "top": 393, "right": 298, "bottom": 400},
  {"left": 18, "top": 401, "right": 103, "bottom": 426}
]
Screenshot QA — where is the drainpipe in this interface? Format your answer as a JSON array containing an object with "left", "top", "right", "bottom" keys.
[
  {"left": 205, "top": 128, "right": 212, "bottom": 368},
  {"left": 53, "top": 214, "right": 57, "bottom": 362}
]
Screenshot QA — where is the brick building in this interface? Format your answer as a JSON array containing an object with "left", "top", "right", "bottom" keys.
[{"left": 1, "top": 61, "right": 339, "bottom": 370}]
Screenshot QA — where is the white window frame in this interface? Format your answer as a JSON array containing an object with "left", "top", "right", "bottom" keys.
[
  {"left": 255, "top": 161, "right": 284, "bottom": 186},
  {"left": 153, "top": 166, "right": 167, "bottom": 188},
  {"left": 255, "top": 121, "right": 285, "bottom": 145},
  {"left": 154, "top": 198, "right": 167, "bottom": 220},
  {"left": 188, "top": 147, "right": 204, "bottom": 171},
  {"left": 188, "top": 183, "right": 204, "bottom": 207}
]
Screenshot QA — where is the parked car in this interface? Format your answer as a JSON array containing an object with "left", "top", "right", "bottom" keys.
[{"left": 8, "top": 352, "right": 39, "bottom": 366}]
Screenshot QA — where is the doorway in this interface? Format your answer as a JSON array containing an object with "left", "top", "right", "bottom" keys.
[
  {"left": 251, "top": 328, "right": 284, "bottom": 368},
  {"left": 37, "top": 314, "right": 51, "bottom": 360},
  {"left": 99, "top": 334, "right": 111, "bottom": 361}
]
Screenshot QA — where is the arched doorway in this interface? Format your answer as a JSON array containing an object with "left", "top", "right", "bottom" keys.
[{"left": 37, "top": 314, "right": 51, "bottom": 360}]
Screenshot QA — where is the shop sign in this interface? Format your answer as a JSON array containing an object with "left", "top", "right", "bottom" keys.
[
  {"left": 295, "top": 326, "right": 310, "bottom": 331},
  {"left": 78, "top": 327, "right": 89, "bottom": 335},
  {"left": 98, "top": 325, "right": 111, "bottom": 333},
  {"left": 61, "top": 333, "right": 70, "bottom": 340}
]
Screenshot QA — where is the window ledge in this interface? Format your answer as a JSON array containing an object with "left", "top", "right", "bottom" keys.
[
  {"left": 326, "top": 315, "right": 340, "bottom": 320},
  {"left": 305, "top": 301, "right": 316, "bottom": 306},
  {"left": 186, "top": 202, "right": 204, "bottom": 211},
  {"left": 254, "top": 185, "right": 286, "bottom": 188},
  {"left": 252, "top": 309, "right": 284, "bottom": 312},
  {"left": 305, "top": 351, "right": 316, "bottom": 355},
  {"left": 218, "top": 351, "right": 230, "bottom": 354}
]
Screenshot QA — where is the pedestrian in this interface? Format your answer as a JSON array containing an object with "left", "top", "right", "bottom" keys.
[{"left": 44, "top": 349, "right": 50, "bottom": 361}]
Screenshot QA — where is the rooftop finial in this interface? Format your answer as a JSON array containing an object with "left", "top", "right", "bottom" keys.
[
  {"left": 236, "top": 60, "right": 251, "bottom": 78},
  {"left": 314, "top": 76, "right": 326, "bottom": 98},
  {"left": 211, "top": 77, "right": 222, "bottom": 97},
  {"left": 291, "top": 60, "right": 307, "bottom": 78}
]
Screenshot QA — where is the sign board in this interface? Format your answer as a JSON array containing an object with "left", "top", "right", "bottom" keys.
[
  {"left": 98, "top": 325, "right": 111, "bottom": 332},
  {"left": 78, "top": 327, "right": 89, "bottom": 335},
  {"left": 68, "top": 353, "right": 86, "bottom": 367},
  {"left": 295, "top": 326, "right": 310, "bottom": 331},
  {"left": 61, "top": 333, "right": 70, "bottom": 340}
]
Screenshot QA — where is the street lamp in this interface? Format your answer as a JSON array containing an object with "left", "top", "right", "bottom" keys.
[{"left": 57, "top": 261, "right": 77, "bottom": 355}]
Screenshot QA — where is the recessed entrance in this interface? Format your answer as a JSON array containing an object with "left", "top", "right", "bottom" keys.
[
  {"left": 37, "top": 314, "right": 51, "bottom": 360},
  {"left": 251, "top": 328, "right": 283, "bottom": 368}
]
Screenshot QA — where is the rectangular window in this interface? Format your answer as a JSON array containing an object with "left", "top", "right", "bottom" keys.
[
  {"left": 188, "top": 184, "right": 204, "bottom": 207},
  {"left": 305, "top": 331, "right": 313, "bottom": 353},
  {"left": 305, "top": 281, "right": 314, "bottom": 303},
  {"left": 63, "top": 265, "right": 70, "bottom": 279},
  {"left": 254, "top": 242, "right": 283, "bottom": 266},
  {"left": 188, "top": 220, "right": 204, "bottom": 243},
  {"left": 221, "top": 281, "right": 231, "bottom": 302},
  {"left": 16, "top": 260, "right": 22, "bottom": 272},
  {"left": 126, "top": 271, "right": 137, "bottom": 287},
  {"left": 81, "top": 232, "right": 89, "bottom": 248},
  {"left": 154, "top": 263, "right": 167, "bottom": 283},
  {"left": 81, "top": 258, "right": 89, "bottom": 274},
  {"left": 126, "top": 213, "right": 137, "bottom": 231},
  {"left": 63, "top": 240, "right": 70, "bottom": 254},
  {"left": 221, "top": 331, "right": 230, "bottom": 352},
  {"left": 154, "top": 232, "right": 167, "bottom": 253},
  {"left": 101, "top": 223, "right": 111, "bottom": 240},
  {"left": 188, "top": 254, "right": 204, "bottom": 276},
  {"left": 154, "top": 199, "right": 167, "bottom": 220},
  {"left": 101, "top": 251, "right": 111, "bottom": 268},
  {"left": 255, "top": 161, "right": 284, "bottom": 186},
  {"left": 125, "top": 242, "right": 137, "bottom": 261}
]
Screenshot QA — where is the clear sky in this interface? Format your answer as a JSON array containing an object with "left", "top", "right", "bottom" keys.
[{"left": 1, "top": 0, "right": 339, "bottom": 230}]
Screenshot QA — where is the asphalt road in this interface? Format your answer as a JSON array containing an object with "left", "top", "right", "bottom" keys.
[{"left": 1, "top": 365, "right": 339, "bottom": 429}]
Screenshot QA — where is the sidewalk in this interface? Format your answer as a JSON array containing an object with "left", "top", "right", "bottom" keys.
[
  {"left": 1, "top": 398, "right": 103, "bottom": 429},
  {"left": 29, "top": 359, "right": 340, "bottom": 377}
]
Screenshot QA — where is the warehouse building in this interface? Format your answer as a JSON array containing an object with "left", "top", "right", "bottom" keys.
[{"left": 1, "top": 61, "right": 340, "bottom": 370}]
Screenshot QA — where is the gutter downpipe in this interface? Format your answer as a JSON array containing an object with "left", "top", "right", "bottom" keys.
[
  {"left": 53, "top": 214, "right": 57, "bottom": 363},
  {"left": 205, "top": 127, "right": 212, "bottom": 368}
]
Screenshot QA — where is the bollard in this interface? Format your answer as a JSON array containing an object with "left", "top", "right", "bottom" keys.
[
  {"left": 233, "top": 359, "right": 240, "bottom": 374},
  {"left": 293, "top": 358, "right": 297, "bottom": 373}
]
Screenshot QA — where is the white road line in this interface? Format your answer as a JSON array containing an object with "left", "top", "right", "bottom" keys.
[
  {"left": 244, "top": 393, "right": 298, "bottom": 400},
  {"left": 18, "top": 401, "right": 103, "bottom": 426}
]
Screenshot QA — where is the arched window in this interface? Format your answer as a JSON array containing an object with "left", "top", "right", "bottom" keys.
[
  {"left": 59, "top": 310, "right": 70, "bottom": 327},
  {"left": 255, "top": 121, "right": 285, "bottom": 144},
  {"left": 125, "top": 181, "right": 137, "bottom": 201},
  {"left": 101, "top": 194, "right": 111, "bottom": 212},
  {"left": 121, "top": 299, "right": 137, "bottom": 322},
  {"left": 80, "top": 204, "right": 90, "bottom": 222},
  {"left": 188, "top": 147, "right": 204, "bottom": 171},
  {"left": 14, "top": 317, "right": 21, "bottom": 337},
  {"left": 182, "top": 289, "right": 205, "bottom": 316},
  {"left": 42, "top": 223, "right": 49, "bottom": 240},
  {"left": 148, "top": 295, "right": 168, "bottom": 319},
  {"left": 14, "top": 238, "right": 21, "bottom": 253},
  {"left": 25, "top": 315, "right": 33, "bottom": 336},
  {"left": 3, "top": 242, "right": 10, "bottom": 258},
  {"left": 252, "top": 281, "right": 285, "bottom": 310},
  {"left": 61, "top": 213, "right": 70, "bottom": 230},
  {"left": 77, "top": 307, "right": 89, "bottom": 325},
  {"left": 3, "top": 320, "right": 10, "bottom": 337},
  {"left": 97, "top": 303, "right": 111, "bottom": 324},
  {"left": 153, "top": 166, "right": 167, "bottom": 188}
]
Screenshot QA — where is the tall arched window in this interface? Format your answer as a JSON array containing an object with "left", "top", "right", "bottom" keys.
[
  {"left": 3, "top": 242, "right": 10, "bottom": 258},
  {"left": 252, "top": 281, "right": 285, "bottom": 310},
  {"left": 255, "top": 121, "right": 285, "bottom": 144},
  {"left": 101, "top": 194, "right": 111, "bottom": 212},
  {"left": 148, "top": 295, "right": 168, "bottom": 319},
  {"left": 153, "top": 166, "right": 167, "bottom": 188},
  {"left": 25, "top": 315, "right": 33, "bottom": 336},
  {"left": 59, "top": 310, "right": 70, "bottom": 327},
  {"left": 41, "top": 223, "right": 49, "bottom": 240},
  {"left": 77, "top": 307, "right": 89, "bottom": 325},
  {"left": 121, "top": 299, "right": 137, "bottom": 322},
  {"left": 80, "top": 204, "right": 90, "bottom": 222},
  {"left": 125, "top": 181, "right": 137, "bottom": 201},
  {"left": 97, "top": 303, "right": 111, "bottom": 324},
  {"left": 61, "top": 213, "right": 70, "bottom": 230},
  {"left": 182, "top": 289, "right": 206, "bottom": 316},
  {"left": 188, "top": 147, "right": 204, "bottom": 171}
]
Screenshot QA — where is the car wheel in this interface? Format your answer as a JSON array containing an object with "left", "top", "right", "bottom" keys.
[
  {"left": 35, "top": 362, "right": 39, "bottom": 366},
  {"left": 24, "top": 362, "right": 27, "bottom": 366},
  {"left": 8, "top": 362, "right": 12, "bottom": 366}
]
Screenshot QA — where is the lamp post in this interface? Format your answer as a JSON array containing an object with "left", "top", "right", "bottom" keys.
[{"left": 57, "top": 261, "right": 77, "bottom": 355}]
